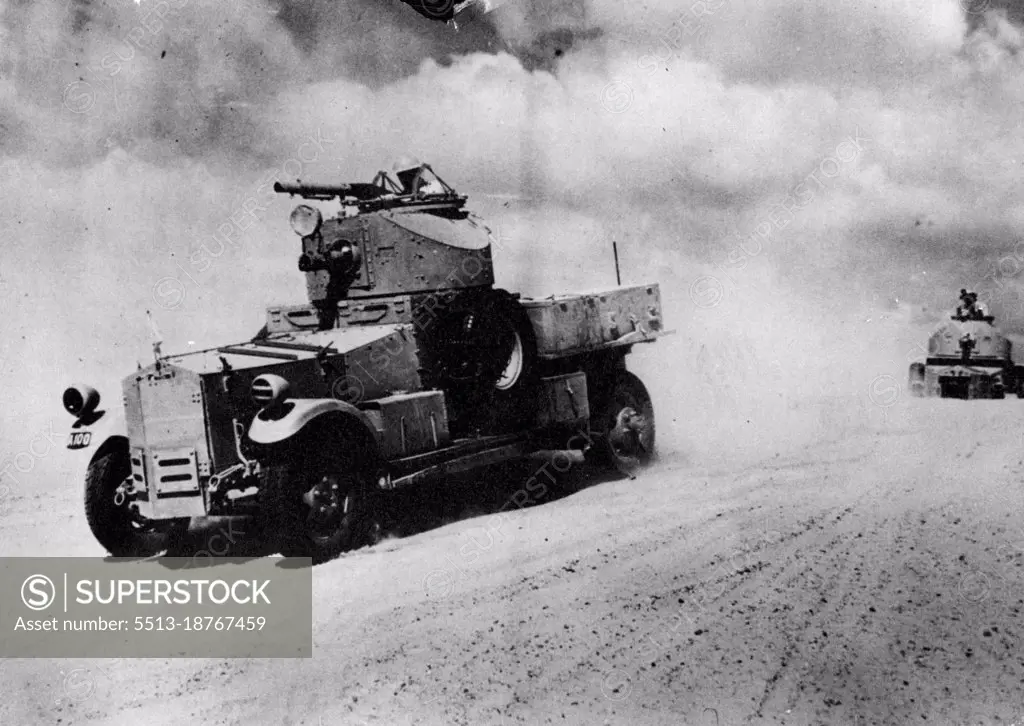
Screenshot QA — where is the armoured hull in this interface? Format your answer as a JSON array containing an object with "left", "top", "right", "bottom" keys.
[
  {"left": 929, "top": 319, "right": 1010, "bottom": 360},
  {"left": 122, "top": 324, "right": 421, "bottom": 520},
  {"left": 63, "top": 164, "right": 670, "bottom": 564},
  {"left": 909, "top": 315, "right": 1024, "bottom": 399},
  {"left": 914, "top": 364, "right": 1007, "bottom": 399}
]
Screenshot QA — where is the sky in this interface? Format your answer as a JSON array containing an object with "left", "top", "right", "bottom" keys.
[{"left": 2, "top": 0, "right": 1024, "bottom": 486}]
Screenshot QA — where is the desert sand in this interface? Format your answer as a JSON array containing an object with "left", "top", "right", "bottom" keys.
[{"left": 4, "top": 395, "right": 1023, "bottom": 726}]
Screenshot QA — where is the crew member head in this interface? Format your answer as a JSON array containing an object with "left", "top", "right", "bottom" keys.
[{"left": 393, "top": 155, "right": 425, "bottom": 194}]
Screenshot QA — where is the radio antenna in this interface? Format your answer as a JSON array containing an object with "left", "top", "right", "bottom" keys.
[
  {"left": 613, "top": 241, "right": 622, "bottom": 286},
  {"left": 146, "top": 310, "right": 163, "bottom": 363}
]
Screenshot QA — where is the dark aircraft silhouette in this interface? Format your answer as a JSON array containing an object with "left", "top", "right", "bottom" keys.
[{"left": 398, "top": 0, "right": 501, "bottom": 27}]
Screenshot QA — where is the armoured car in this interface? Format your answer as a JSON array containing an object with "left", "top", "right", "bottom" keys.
[
  {"left": 62, "top": 161, "right": 669, "bottom": 564},
  {"left": 908, "top": 289, "right": 1024, "bottom": 399}
]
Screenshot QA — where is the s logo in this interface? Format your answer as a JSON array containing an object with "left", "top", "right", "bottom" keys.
[{"left": 67, "top": 432, "right": 92, "bottom": 450}]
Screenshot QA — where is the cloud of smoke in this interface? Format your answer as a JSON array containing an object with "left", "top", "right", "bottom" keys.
[{"left": 3, "top": 0, "right": 1024, "bottom": 475}]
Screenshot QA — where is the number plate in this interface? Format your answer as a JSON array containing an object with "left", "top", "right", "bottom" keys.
[{"left": 66, "top": 432, "right": 92, "bottom": 450}]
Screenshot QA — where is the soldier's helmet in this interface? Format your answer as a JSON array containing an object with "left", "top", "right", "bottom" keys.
[
  {"left": 393, "top": 155, "right": 426, "bottom": 194},
  {"left": 393, "top": 155, "right": 424, "bottom": 174}
]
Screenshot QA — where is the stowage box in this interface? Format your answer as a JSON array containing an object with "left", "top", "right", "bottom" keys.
[
  {"left": 361, "top": 390, "right": 451, "bottom": 459},
  {"left": 535, "top": 372, "right": 589, "bottom": 430},
  {"left": 521, "top": 284, "right": 664, "bottom": 359}
]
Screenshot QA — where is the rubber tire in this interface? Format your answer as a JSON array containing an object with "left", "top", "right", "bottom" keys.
[
  {"left": 588, "top": 371, "right": 656, "bottom": 476},
  {"left": 259, "top": 452, "right": 378, "bottom": 565},
  {"left": 84, "top": 443, "right": 167, "bottom": 557},
  {"left": 428, "top": 289, "right": 539, "bottom": 434},
  {"left": 907, "top": 363, "right": 926, "bottom": 398}
]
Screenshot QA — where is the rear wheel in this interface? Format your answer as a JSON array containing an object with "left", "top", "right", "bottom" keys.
[
  {"left": 84, "top": 442, "right": 171, "bottom": 557},
  {"left": 259, "top": 447, "right": 382, "bottom": 565},
  {"left": 588, "top": 371, "right": 656, "bottom": 477}
]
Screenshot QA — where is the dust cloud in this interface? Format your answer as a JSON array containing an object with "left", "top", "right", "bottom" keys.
[{"left": 2, "top": 0, "right": 1023, "bottom": 481}]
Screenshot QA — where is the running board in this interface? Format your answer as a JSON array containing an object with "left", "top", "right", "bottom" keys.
[{"left": 388, "top": 446, "right": 585, "bottom": 490}]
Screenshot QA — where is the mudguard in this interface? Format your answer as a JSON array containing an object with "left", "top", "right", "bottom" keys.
[
  {"left": 247, "top": 398, "right": 380, "bottom": 446},
  {"left": 62, "top": 397, "right": 128, "bottom": 485}
]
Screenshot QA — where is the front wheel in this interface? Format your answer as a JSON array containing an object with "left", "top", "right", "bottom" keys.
[
  {"left": 588, "top": 371, "right": 656, "bottom": 477},
  {"left": 259, "top": 452, "right": 381, "bottom": 565},
  {"left": 908, "top": 363, "right": 926, "bottom": 398},
  {"left": 84, "top": 443, "right": 171, "bottom": 557}
]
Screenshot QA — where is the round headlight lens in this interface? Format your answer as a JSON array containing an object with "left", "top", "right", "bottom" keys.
[
  {"left": 62, "top": 384, "right": 100, "bottom": 417},
  {"left": 289, "top": 205, "right": 322, "bottom": 237}
]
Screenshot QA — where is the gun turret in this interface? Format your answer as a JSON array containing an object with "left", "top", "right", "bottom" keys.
[
  {"left": 952, "top": 288, "right": 994, "bottom": 323},
  {"left": 274, "top": 164, "right": 493, "bottom": 331}
]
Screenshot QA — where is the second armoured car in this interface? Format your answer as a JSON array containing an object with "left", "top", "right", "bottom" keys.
[
  {"left": 62, "top": 160, "right": 669, "bottom": 564},
  {"left": 908, "top": 289, "right": 1024, "bottom": 399}
]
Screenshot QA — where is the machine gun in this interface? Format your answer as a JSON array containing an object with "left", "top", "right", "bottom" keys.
[
  {"left": 272, "top": 181, "right": 388, "bottom": 202},
  {"left": 959, "top": 333, "right": 977, "bottom": 363},
  {"left": 953, "top": 288, "right": 995, "bottom": 323},
  {"left": 273, "top": 165, "right": 468, "bottom": 218}
]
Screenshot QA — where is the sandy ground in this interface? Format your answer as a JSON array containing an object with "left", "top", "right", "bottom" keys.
[{"left": 4, "top": 396, "right": 1024, "bottom": 725}]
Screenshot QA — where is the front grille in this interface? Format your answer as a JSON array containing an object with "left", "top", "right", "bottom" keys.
[
  {"left": 131, "top": 447, "right": 206, "bottom": 520},
  {"left": 151, "top": 449, "right": 200, "bottom": 496},
  {"left": 122, "top": 365, "right": 211, "bottom": 520}
]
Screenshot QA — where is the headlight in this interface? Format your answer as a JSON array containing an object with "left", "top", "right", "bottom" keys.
[
  {"left": 289, "top": 205, "right": 322, "bottom": 237},
  {"left": 63, "top": 384, "right": 100, "bottom": 418},
  {"left": 252, "top": 374, "right": 290, "bottom": 407}
]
